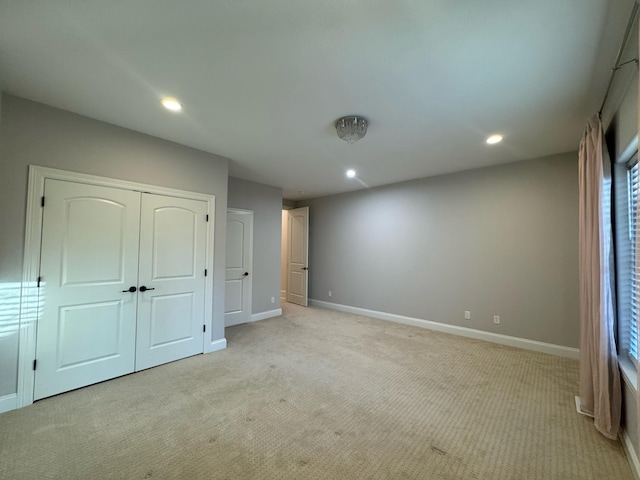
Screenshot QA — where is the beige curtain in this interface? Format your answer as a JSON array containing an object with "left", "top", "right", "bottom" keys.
[{"left": 578, "top": 114, "right": 621, "bottom": 440}]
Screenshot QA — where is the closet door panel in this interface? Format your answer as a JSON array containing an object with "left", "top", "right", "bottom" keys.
[
  {"left": 135, "top": 194, "right": 207, "bottom": 371},
  {"left": 35, "top": 180, "right": 140, "bottom": 400}
]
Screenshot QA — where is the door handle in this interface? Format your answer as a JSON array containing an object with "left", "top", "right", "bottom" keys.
[
  {"left": 122, "top": 286, "right": 137, "bottom": 293},
  {"left": 301, "top": 267, "right": 309, "bottom": 271},
  {"left": 139, "top": 286, "right": 155, "bottom": 292},
  {"left": 243, "top": 272, "right": 249, "bottom": 277}
]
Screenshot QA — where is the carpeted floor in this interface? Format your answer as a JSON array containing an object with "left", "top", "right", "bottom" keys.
[{"left": 0, "top": 303, "right": 634, "bottom": 479}]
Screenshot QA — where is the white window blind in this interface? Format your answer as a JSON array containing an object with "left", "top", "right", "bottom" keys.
[{"left": 628, "top": 161, "right": 639, "bottom": 361}]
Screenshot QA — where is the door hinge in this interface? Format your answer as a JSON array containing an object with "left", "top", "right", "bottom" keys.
[
  {"left": 204, "top": 269, "right": 208, "bottom": 277},
  {"left": 37, "top": 276, "right": 42, "bottom": 288},
  {"left": 206, "top": 214, "right": 209, "bottom": 222},
  {"left": 41, "top": 196, "right": 45, "bottom": 207},
  {"left": 33, "top": 359, "right": 37, "bottom": 371}
]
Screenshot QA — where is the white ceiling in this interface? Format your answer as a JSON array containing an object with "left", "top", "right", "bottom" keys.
[{"left": 0, "top": 1, "right": 633, "bottom": 200}]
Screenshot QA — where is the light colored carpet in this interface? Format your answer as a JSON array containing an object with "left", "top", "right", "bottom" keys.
[{"left": 0, "top": 303, "right": 633, "bottom": 479}]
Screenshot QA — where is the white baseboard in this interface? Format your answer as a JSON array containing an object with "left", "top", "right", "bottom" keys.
[
  {"left": 622, "top": 428, "right": 640, "bottom": 480},
  {"left": 309, "top": 300, "right": 580, "bottom": 359},
  {"left": 206, "top": 338, "right": 227, "bottom": 353},
  {"left": 0, "top": 393, "right": 18, "bottom": 414},
  {"left": 251, "top": 308, "right": 282, "bottom": 322}
]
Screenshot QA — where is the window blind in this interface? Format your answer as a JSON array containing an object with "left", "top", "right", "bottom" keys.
[{"left": 628, "top": 161, "right": 639, "bottom": 361}]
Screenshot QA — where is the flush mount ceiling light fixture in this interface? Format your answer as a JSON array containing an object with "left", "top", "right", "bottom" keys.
[
  {"left": 486, "top": 134, "right": 503, "bottom": 145},
  {"left": 161, "top": 97, "right": 182, "bottom": 112},
  {"left": 336, "top": 116, "right": 368, "bottom": 143}
]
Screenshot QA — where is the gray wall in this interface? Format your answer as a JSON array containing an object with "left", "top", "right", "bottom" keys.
[
  {"left": 602, "top": 10, "right": 638, "bottom": 159},
  {"left": 228, "top": 177, "right": 283, "bottom": 314},
  {"left": 0, "top": 94, "right": 229, "bottom": 398},
  {"left": 623, "top": 379, "right": 639, "bottom": 456},
  {"left": 299, "top": 153, "right": 579, "bottom": 348},
  {"left": 0, "top": 90, "right": 16, "bottom": 398}
]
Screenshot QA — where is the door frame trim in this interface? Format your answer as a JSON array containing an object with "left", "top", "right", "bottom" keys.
[{"left": 18, "top": 165, "right": 217, "bottom": 408}]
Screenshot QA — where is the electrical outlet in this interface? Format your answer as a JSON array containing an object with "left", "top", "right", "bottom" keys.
[
  {"left": 271, "top": 297, "right": 275, "bottom": 304},
  {"left": 328, "top": 291, "right": 332, "bottom": 297},
  {"left": 493, "top": 315, "right": 500, "bottom": 324},
  {"left": 464, "top": 311, "right": 471, "bottom": 320}
]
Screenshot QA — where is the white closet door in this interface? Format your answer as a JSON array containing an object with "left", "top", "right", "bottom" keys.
[
  {"left": 287, "top": 207, "right": 309, "bottom": 306},
  {"left": 34, "top": 180, "right": 141, "bottom": 400},
  {"left": 135, "top": 194, "right": 207, "bottom": 371},
  {"left": 225, "top": 210, "right": 253, "bottom": 327}
]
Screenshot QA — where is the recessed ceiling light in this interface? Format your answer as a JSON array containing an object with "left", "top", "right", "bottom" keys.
[
  {"left": 162, "top": 98, "right": 182, "bottom": 112},
  {"left": 346, "top": 169, "right": 357, "bottom": 178},
  {"left": 486, "top": 134, "right": 503, "bottom": 145}
]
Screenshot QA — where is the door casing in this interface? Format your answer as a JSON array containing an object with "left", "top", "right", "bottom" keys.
[{"left": 18, "top": 165, "right": 220, "bottom": 409}]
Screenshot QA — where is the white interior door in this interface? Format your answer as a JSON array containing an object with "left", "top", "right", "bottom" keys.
[
  {"left": 35, "top": 180, "right": 141, "bottom": 400},
  {"left": 135, "top": 194, "right": 208, "bottom": 371},
  {"left": 225, "top": 210, "right": 253, "bottom": 327},
  {"left": 287, "top": 207, "right": 309, "bottom": 306}
]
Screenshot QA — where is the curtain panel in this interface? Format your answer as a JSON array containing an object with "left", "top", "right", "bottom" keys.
[{"left": 578, "top": 114, "right": 621, "bottom": 440}]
